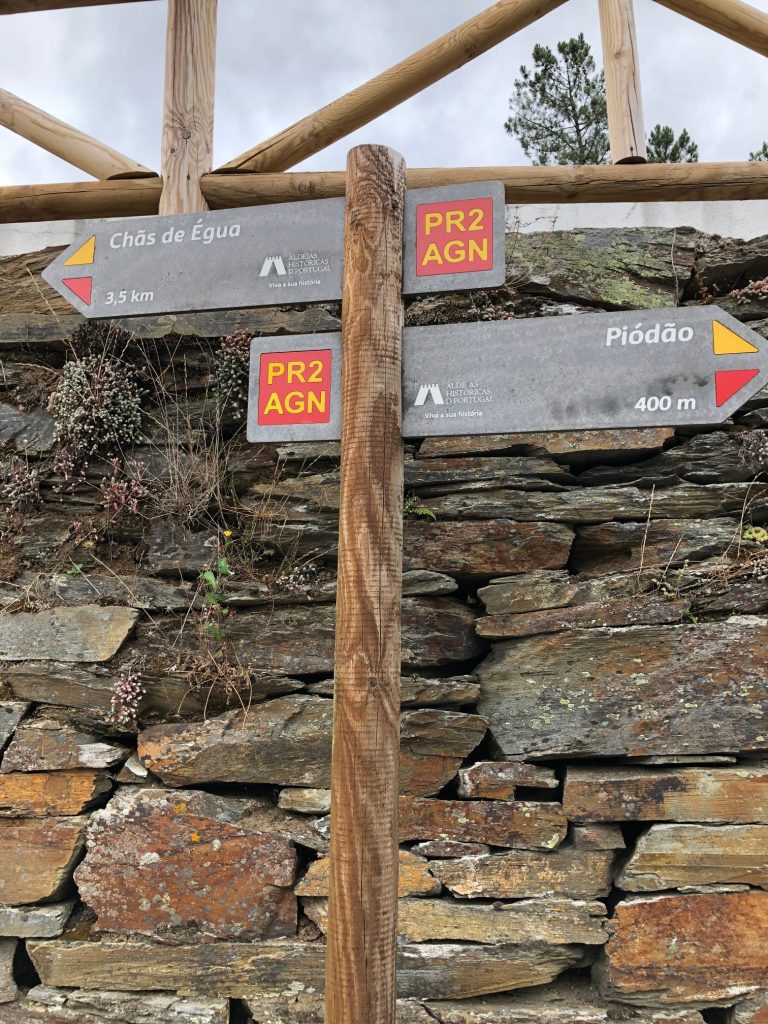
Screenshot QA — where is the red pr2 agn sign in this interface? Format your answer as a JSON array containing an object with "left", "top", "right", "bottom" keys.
[
  {"left": 258, "top": 349, "right": 332, "bottom": 425},
  {"left": 415, "top": 196, "right": 494, "bottom": 277}
]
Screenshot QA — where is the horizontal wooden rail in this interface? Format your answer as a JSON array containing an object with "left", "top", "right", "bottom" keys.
[
  {"left": 0, "top": 178, "right": 161, "bottom": 222},
  {"left": 0, "top": 88, "right": 156, "bottom": 179},
  {"left": 216, "top": 0, "right": 567, "bottom": 173},
  {"left": 0, "top": 1, "right": 158, "bottom": 12},
  {"left": 5, "top": 163, "right": 768, "bottom": 222},
  {"left": 651, "top": 0, "right": 768, "bottom": 57},
  {"left": 202, "top": 162, "right": 768, "bottom": 207}
]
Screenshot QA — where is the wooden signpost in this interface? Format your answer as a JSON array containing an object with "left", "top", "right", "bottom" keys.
[{"left": 327, "top": 144, "right": 406, "bottom": 1024}]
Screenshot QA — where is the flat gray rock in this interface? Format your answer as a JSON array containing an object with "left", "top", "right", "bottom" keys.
[
  {"left": 0, "top": 901, "right": 75, "bottom": 939},
  {"left": 0, "top": 607, "right": 139, "bottom": 663},
  {"left": 1, "top": 716, "right": 129, "bottom": 772},
  {"left": 479, "top": 619, "right": 768, "bottom": 760},
  {"left": 0, "top": 402, "right": 55, "bottom": 453}
]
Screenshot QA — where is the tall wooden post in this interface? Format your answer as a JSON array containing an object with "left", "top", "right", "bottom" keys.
[
  {"left": 598, "top": 0, "right": 647, "bottom": 163},
  {"left": 326, "top": 145, "right": 406, "bottom": 1024},
  {"left": 159, "top": 0, "right": 217, "bottom": 215}
]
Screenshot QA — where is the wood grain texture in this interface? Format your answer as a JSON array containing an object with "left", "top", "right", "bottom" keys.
[
  {"left": 652, "top": 0, "right": 768, "bottom": 57},
  {"left": 326, "top": 145, "right": 406, "bottom": 1024},
  {"left": 6, "top": 163, "right": 768, "bottom": 222},
  {"left": 203, "top": 161, "right": 768, "bottom": 207},
  {"left": 216, "top": 0, "right": 567, "bottom": 173},
  {"left": 0, "top": 88, "right": 155, "bottom": 179},
  {"left": 159, "top": 0, "right": 217, "bottom": 215},
  {"left": 598, "top": 0, "right": 646, "bottom": 163},
  {"left": 0, "top": 179, "right": 161, "bottom": 222}
]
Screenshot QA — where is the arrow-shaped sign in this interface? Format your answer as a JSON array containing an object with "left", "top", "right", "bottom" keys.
[
  {"left": 246, "top": 306, "right": 768, "bottom": 442},
  {"left": 41, "top": 183, "right": 505, "bottom": 318}
]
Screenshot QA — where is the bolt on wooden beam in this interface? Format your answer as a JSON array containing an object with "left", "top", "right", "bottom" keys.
[
  {"left": 598, "top": 0, "right": 646, "bottom": 164},
  {"left": 159, "top": 0, "right": 217, "bottom": 215},
  {"left": 215, "top": 0, "right": 568, "bottom": 174}
]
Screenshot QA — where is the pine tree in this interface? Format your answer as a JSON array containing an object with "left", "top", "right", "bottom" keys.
[
  {"left": 749, "top": 142, "right": 768, "bottom": 161},
  {"left": 504, "top": 34, "right": 609, "bottom": 166},
  {"left": 646, "top": 125, "right": 699, "bottom": 163}
]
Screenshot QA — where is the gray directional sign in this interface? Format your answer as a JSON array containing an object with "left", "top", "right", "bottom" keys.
[
  {"left": 41, "top": 183, "right": 505, "bottom": 319},
  {"left": 246, "top": 306, "right": 768, "bottom": 442}
]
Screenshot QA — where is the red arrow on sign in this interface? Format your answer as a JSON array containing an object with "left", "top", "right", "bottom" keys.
[
  {"left": 715, "top": 368, "right": 760, "bottom": 407},
  {"left": 62, "top": 277, "right": 93, "bottom": 305}
]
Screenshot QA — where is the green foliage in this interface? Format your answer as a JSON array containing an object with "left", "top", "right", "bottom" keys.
[
  {"left": 504, "top": 34, "right": 609, "bottom": 166},
  {"left": 403, "top": 493, "right": 437, "bottom": 521},
  {"left": 646, "top": 125, "right": 699, "bottom": 163},
  {"left": 199, "top": 532, "right": 235, "bottom": 643},
  {"left": 749, "top": 142, "right": 768, "bottom": 162}
]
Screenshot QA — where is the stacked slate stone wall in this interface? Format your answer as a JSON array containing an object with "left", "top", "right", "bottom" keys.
[{"left": 0, "top": 226, "right": 767, "bottom": 1023}]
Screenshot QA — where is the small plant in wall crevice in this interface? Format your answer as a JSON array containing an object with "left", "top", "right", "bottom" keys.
[
  {"left": 213, "top": 329, "right": 252, "bottom": 420},
  {"left": 403, "top": 493, "right": 437, "bottom": 520},
  {"left": 0, "top": 454, "right": 41, "bottom": 514},
  {"left": 48, "top": 350, "right": 144, "bottom": 480},
  {"left": 110, "top": 659, "right": 146, "bottom": 728},
  {"left": 199, "top": 532, "right": 235, "bottom": 644}
]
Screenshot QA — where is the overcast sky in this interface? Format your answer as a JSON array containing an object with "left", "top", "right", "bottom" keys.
[{"left": 1, "top": 0, "right": 767, "bottom": 186}]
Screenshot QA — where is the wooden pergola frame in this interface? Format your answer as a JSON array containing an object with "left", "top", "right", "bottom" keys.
[{"left": 0, "top": 0, "right": 767, "bottom": 221}]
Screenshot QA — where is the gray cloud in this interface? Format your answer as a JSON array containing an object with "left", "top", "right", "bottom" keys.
[{"left": 1, "top": 0, "right": 767, "bottom": 186}]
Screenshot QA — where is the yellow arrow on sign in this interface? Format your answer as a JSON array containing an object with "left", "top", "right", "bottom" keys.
[
  {"left": 713, "top": 320, "right": 759, "bottom": 355},
  {"left": 63, "top": 235, "right": 96, "bottom": 267}
]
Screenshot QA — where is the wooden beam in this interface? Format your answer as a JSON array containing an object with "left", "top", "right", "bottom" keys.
[
  {"left": 201, "top": 162, "right": 768, "bottom": 207},
  {"left": 215, "top": 0, "right": 568, "bottom": 174},
  {"left": 7, "top": 162, "right": 768, "bottom": 223},
  {"left": 327, "top": 144, "right": 405, "bottom": 1024},
  {"left": 651, "top": 0, "right": 768, "bottom": 57},
  {"left": 0, "top": 1, "right": 157, "bottom": 11},
  {"left": 0, "top": 179, "right": 161, "bottom": 222},
  {"left": 598, "top": 0, "right": 646, "bottom": 163},
  {"left": 159, "top": 0, "right": 217, "bottom": 215},
  {"left": 0, "top": 88, "right": 155, "bottom": 180}
]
